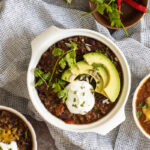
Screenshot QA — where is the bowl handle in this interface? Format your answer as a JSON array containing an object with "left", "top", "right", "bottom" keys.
[
  {"left": 94, "top": 107, "right": 125, "bottom": 135},
  {"left": 31, "top": 26, "right": 62, "bottom": 55}
]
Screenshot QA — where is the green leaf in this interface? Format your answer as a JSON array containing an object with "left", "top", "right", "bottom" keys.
[
  {"left": 65, "top": 53, "right": 74, "bottom": 67},
  {"left": 52, "top": 83, "right": 61, "bottom": 93},
  {"left": 146, "top": 9, "right": 150, "bottom": 13},
  {"left": 58, "top": 89, "right": 68, "bottom": 103},
  {"left": 35, "top": 79, "right": 43, "bottom": 87},
  {"left": 52, "top": 48, "right": 64, "bottom": 56},
  {"left": 25, "top": 130, "right": 28, "bottom": 139},
  {"left": 91, "top": 0, "right": 104, "bottom": 3},
  {"left": 65, "top": 0, "right": 72, "bottom": 4},
  {"left": 43, "top": 72, "right": 51, "bottom": 80},
  {"left": 96, "top": 49, "right": 102, "bottom": 53},
  {"left": 34, "top": 68, "right": 44, "bottom": 77},
  {"left": 59, "top": 58, "right": 66, "bottom": 69},
  {"left": 58, "top": 79, "right": 66, "bottom": 87},
  {"left": 137, "top": 103, "right": 143, "bottom": 108},
  {"left": 70, "top": 41, "right": 77, "bottom": 51},
  {"left": 136, "top": 110, "right": 142, "bottom": 118},
  {"left": 143, "top": 104, "right": 148, "bottom": 109}
]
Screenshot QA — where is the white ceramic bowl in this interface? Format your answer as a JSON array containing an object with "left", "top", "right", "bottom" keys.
[
  {"left": 133, "top": 74, "right": 150, "bottom": 139},
  {"left": 27, "top": 26, "right": 131, "bottom": 135},
  {"left": 0, "top": 106, "right": 37, "bottom": 150}
]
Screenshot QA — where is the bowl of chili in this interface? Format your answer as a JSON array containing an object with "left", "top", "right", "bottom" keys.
[
  {"left": 133, "top": 74, "right": 150, "bottom": 139},
  {"left": 27, "top": 26, "right": 131, "bottom": 135},
  {"left": 0, "top": 105, "right": 37, "bottom": 150},
  {"left": 87, "top": 0, "right": 148, "bottom": 35}
]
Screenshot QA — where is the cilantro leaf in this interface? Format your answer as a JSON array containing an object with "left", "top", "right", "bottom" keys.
[
  {"left": 34, "top": 68, "right": 51, "bottom": 87},
  {"left": 43, "top": 72, "right": 51, "bottom": 80},
  {"left": 58, "top": 89, "right": 68, "bottom": 103},
  {"left": 65, "top": 0, "right": 72, "bottom": 4},
  {"left": 143, "top": 104, "right": 148, "bottom": 109},
  {"left": 48, "top": 41, "right": 77, "bottom": 89},
  {"left": 59, "top": 58, "right": 66, "bottom": 69},
  {"left": 136, "top": 110, "right": 142, "bottom": 118},
  {"left": 70, "top": 41, "right": 77, "bottom": 51},
  {"left": 35, "top": 79, "right": 43, "bottom": 87},
  {"left": 52, "top": 48, "right": 64, "bottom": 56},
  {"left": 58, "top": 79, "right": 66, "bottom": 87},
  {"left": 52, "top": 83, "right": 61, "bottom": 93},
  {"left": 91, "top": 0, "right": 104, "bottom": 3},
  {"left": 34, "top": 68, "right": 44, "bottom": 77}
]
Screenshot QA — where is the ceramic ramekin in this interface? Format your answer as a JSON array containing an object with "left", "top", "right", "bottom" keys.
[
  {"left": 0, "top": 106, "right": 37, "bottom": 150},
  {"left": 27, "top": 26, "right": 131, "bottom": 135},
  {"left": 133, "top": 74, "right": 150, "bottom": 139}
]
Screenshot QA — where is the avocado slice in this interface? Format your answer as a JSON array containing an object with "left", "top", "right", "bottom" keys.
[
  {"left": 61, "top": 61, "right": 104, "bottom": 92},
  {"left": 83, "top": 52, "right": 120, "bottom": 102}
]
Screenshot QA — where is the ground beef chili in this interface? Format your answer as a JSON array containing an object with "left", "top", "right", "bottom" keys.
[
  {"left": 136, "top": 78, "right": 150, "bottom": 135},
  {"left": 0, "top": 110, "right": 32, "bottom": 150},
  {"left": 36, "top": 36, "right": 123, "bottom": 124}
]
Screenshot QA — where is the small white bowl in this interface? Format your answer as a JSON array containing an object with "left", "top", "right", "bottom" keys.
[
  {"left": 27, "top": 26, "right": 131, "bottom": 135},
  {"left": 133, "top": 73, "right": 150, "bottom": 139},
  {"left": 0, "top": 106, "right": 37, "bottom": 150}
]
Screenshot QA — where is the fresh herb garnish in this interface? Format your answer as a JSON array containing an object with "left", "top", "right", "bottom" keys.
[
  {"left": 65, "top": 0, "right": 72, "bottom": 4},
  {"left": 34, "top": 41, "right": 77, "bottom": 104},
  {"left": 74, "top": 91, "right": 77, "bottom": 94},
  {"left": 137, "top": 103, "right": 148, "bottom": 109},
  {"left": 6, "top": 141, "right": 11, "bottom": 144},
  {"left": 80, "top": 101, "right": 85, "bottom": 107},
  {"left": 72, "top": 104, "right": 77, "bottom": 108},
  {"left": 96, "top": 49, "right": 102, "bottom": 53},
  {"left": 82, "top": 0, "right": 128, "bottom": 36},
  {"left": 73, "top": 98, "right": 76, "bottom": 102},
  {"left": 52, "top": 78, "right": 67, "bottom": 103},
  {"left": 58, "top": 88, "right": 68, "bottom": 103},
  {"left": 25, "top": 130, "right": 28, "bottom": 139},
  {"left": 0, "top": 146, "right": 3, "bottom": 150},
  {"left": 94, "top": 106, "right": 98, "bottom": 110},
  {"left": 90, "top": 88, "right": 95, "bottom": 94},
  {"left": 82, "top": 92, "right": 85, "bottom": 96},
  {"left": 80, "top": 86, "right": 85, "bottom": 89},
  {"left": 137, "top": 103, "right": 143, "bottom": 108},
  {"left": 143, "top": 104, "right": 148, "bottom": 109},
  {"left": 48, "top": 41, "right": 77, "bottom": 87},
  {"left": 34, "top": 68, "right": 51, "bottom": 87},
  {"left": 136, "top": 110, "right": 142, "bottom": 118}
]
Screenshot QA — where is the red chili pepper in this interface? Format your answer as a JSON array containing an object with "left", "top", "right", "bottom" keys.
[
  {"left": 117, "top": 0, "right": 122, "bottom": 18},
  {"left": 124, "top": 0, "right": 147, "bottom": 13}
]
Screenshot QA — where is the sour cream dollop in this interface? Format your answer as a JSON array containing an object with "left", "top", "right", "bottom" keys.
[
  {"left": 0, "top": 141, "right": 18, "bottom": 150},
  {"left": 66, "top": 80, "right": 95, "bottom": 115}
]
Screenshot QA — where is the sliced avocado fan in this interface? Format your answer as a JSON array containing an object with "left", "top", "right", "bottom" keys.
[{"left": 83, "top": 52, "right": 121, "bottom": 102}]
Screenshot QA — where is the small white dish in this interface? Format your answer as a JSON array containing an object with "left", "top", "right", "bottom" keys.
[
  {"left": 27, "top": 26, "right": 131, "bottom": 135},
  {"left": 133, "top": 73, "right": 150, "bottom": 139},
  {"left": 0, "top": 106, "right": 37, "bottom": 150}
]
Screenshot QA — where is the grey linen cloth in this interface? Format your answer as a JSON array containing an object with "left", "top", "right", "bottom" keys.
[{"left": 0, "top": 0, "right": 150, "bottom": 149}]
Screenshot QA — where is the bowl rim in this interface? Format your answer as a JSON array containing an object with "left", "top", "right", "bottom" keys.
[
  {"left": 88, "top": 0, "right": 148, "bottom": 29},
  {"left": 0, "top": 105, "right": 37, "bottom": 150},
  {"left": 27, "top": 27, "right": 131, "bottom": 133},
  {"left": 132, "top": 73, "right": 150, "bottom": 139}
]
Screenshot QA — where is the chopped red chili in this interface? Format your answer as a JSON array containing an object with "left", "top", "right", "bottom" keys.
[
  {"left": 117, "top": 0, "right": 122, "bottom": 18},
  {"left": 124, "top": 0, "right": 147, "bottom": 13}
]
